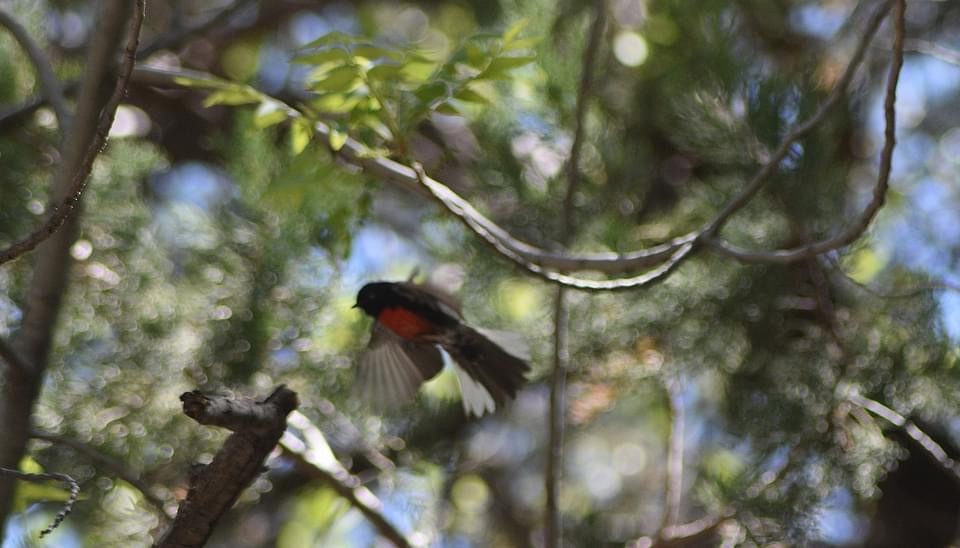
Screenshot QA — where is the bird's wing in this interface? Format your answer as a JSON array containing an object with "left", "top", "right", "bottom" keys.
[
  {"left": 392, "top": 282, "right": 463, "bottom": 324},
  {"left": 355, "top": 323, "right": 444, "bottom": 411}
]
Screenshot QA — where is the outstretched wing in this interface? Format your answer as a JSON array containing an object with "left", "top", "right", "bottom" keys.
[
  {"left": 355, "top": 323, "right": 444, "bottom": 411},
  {"left": 444, "top": 326, "right": 530, "bottom": 416}
]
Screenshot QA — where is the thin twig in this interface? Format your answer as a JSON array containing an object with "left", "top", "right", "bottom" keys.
[
  {"left": 127, "top": 0, "right": 894, "bottom": 284},
  {"left": 0, "top": 467, "right": 79, "bottom": 538},
  {"left": 703, "top": 0, "right": 893, "bottom": 237},
  {"left": 903, "top": 39, "right": 960, "bottom": 66},
  {"left": 280, "top": 414, "right": 412, "bottom": 548},
  {"left": 138, "top": 0, "right": 257, "bottom": 59},
  {"left": 660, "top": 375, "right": 685, "bottom": 534},
  {"left": 30, "top": 430, "right": 169, "bottom": 517},
  {"left": 546, "top": 5, "right": 605, "bottom": 543},
  {"left": 0, "top": 0, "right": 146, "bottom": 266},
  {"left": 846, "top": 392, "right": 960, "bottom": 485},
  {"left": 823, "top": 254, "right": 960, "bottom": 299},
  {"left": 0, "top": 8, "right": 70, "bottom": 131},
  {"left": 0, "top": 0, "right": 257, "bottom": 128},
  {"left": 707, "top": 0, "right": 904, "bottom": 263}
]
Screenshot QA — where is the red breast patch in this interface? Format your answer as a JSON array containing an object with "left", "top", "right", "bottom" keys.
[{"left": 378, "top": 307, "right": 434, "bottom": 340}]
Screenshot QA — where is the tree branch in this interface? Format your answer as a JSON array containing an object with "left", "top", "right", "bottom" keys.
[
  {"left": 823, "top": 254, "right": 960, "bottom": 299},
  {"left": 659, "top": 376, "right": 685, "bottom": 534},
  {"left": 280, "top": 411, "right": 412, "bottom": 548},
  {"left": 0, "top": 467, "right": 79, "bottom": 538},
  {"left": 0, "top": 336, "right": 31, "bottom": 375},
  {"left": 0, "top": 0, "right": 146, "bottom": 266},
  {"left": 127, "top": 0, "right": 895, "bottom": 286},
  {"left": 903, "top": 39, "right": 960, "bottom": 66},
  {"left": 155, "top": 386, "right": 298, "bottom": 548},
  {"left": 846, "top": 393, "right": 960, "bottom": 486},
  {"left": 0, "top": 1, "right": 140, "bottom": 537},
  {"left": 706, "top": 0, "right": 904, "bottom": 263},
  {"left": 30, "top": 430, "right": 169, "bottom": 517},
  {"left": 547, "top": 5, "right": 605, "bottom": 545},
  {"left": 0, "top": 7, "right": 70, "bottom": 131}
]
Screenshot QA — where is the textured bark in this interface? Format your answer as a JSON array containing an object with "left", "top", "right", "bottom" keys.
[
  {"left": 0, "top": 0, "right": 132, "bottom": 537},
  {"left": 155, "top": 386, "right": 297, "bottom": 548}
]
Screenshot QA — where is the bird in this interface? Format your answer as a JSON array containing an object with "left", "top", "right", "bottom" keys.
[{"left": 353, "top": 280, "right": 530, "bottom": 417}]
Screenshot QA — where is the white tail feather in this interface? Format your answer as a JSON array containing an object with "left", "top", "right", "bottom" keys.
[{"left": 453, "top": 363, "right": 496, "bottom": 417}]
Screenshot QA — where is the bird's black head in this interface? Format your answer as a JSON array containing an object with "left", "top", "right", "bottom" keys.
[{"left": 354, "top": 282, "right": 393, "bottom": 316}]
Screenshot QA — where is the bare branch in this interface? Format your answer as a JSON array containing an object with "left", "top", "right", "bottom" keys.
[
  {"left": 0, "top": 7, "right": 70, "bottom": 131},
  {"left": 703, "top": 0, "right": 893, "bottom": 237},
  {"left": 903, "top": 39, "right": 960, "bottom": 66},
  {"left": 280, "top": 412, "right": 412, "bottom": 548},
  {"left": 0, "top": 0, "right": 146, "bottom": 266},
  {"left": 156, "top": 386, "right": 298, "bottom": 548},
  {"left": 31, "top": 430, "right": 170, "bottom": 517},
  {"left": 0, "top": 467, "right": 79, "bottom": 538},
  {"left": 0, "top": 336, "right": 31, "bottom": 374},
  {"left": 128, "top": 0, "right": 896, "bottom": 286},
  {"left": 660, "top": 376, "right": 685, "bottom": 533},
  {"left": 823, "top": 254, "right": 960, "bottom": 299},
  {"left": 546, "top": 6, "right": 605, "bottom": 546},
  {"left": 846, "top": 392, "right": 960, "bottom": 485},
  {"left": 706, "top": 0, "right": 904, "bottom": 264},
  {"left": 138, "top": 0, "right": 258, "bottom": 59}
]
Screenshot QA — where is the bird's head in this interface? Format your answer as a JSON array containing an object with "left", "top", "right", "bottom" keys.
[{"left": 354, "top": 282, "right": 391, "bottom": 316}]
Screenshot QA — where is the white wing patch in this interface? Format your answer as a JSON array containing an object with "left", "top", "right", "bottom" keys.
[
  {"left": 453, "top": 362, "right": 496, "bottom": 417},
  {"left": 476, "top": 328, "right": 531, "bottom": 362}
]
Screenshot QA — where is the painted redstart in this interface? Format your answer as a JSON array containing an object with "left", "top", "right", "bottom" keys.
[{"left": 353, "top": 281, "right": 530, "bottom": 416}]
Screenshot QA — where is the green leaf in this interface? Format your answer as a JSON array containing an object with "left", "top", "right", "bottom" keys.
[
  {"left": 464, "top": 42, "right": 488, "bottom": 68},
  {"left": 353, "top": 44, "right": 401, "bottom": 61},
  {"left": 434, "top": 101, "right": 461, "bottom": 116},
  {"left": 299, "top": 31, "right": 359, "bottom": 50},
  {"left": 502, "top": 19, "right": 529, "bottom": 44},
  {"left": 400, "top": 60, "right": 438, "bottom": 82},
  {"left": 293, "top": 48, "right": 351, "bottom": 65},
  {"left": 414, "top": 81, "right": 448, "bottom": 104},
  {"left": 477, "top": 55, "right": 536, "bottom": 80},
  {"left": 202, "top": 87, "right": 261, "bottom": 107},
  {"left": 254, "top": 100, "right": 289, "bottom": 128},
  {"left": 503, "top": 36, "right": 540, "bottom": 51},
  {"left": 290, "top": 117, "right": 313, "bottom": 155},
  {"left": 311, "top": 92, "right": 362, "bottom": 114},
  {"left": 328, "top": 128, "right": 348, "bottom": 151},
  {"left": 366, "top": 63, "right": 403, "bottom": 82},
  {"left": 309, "top": 65, "right": 361, "bottom": 93},
  {"left": 453, "top": 86, "right": 489, "bottom": 104}
]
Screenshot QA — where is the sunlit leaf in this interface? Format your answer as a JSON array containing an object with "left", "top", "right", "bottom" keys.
[
  {"left": 503, "top": 36, "right": 540, "bottom": 51},
  {"left": 202, "top": 87, "right": 261, "bottom": 107},
  {"left": 328, "top": 128, "right": 348, "bottom": 151},
  {"left": 435, "top": 101, "right": 461, "bottom": 116},
  {"left": 366, "top": 63, "right": 403, "bottom": 82},
  {"left": 290, "top": 117, "right": 313, "bottom": 155},
  {"left": 353, "top": 44, "right": 402, "bottom": 61},
  {"left": 309, "top": 65, "right": 361, "bottom": 93},
  {"left": 502, "top": 19, "right": 529, "bottom": 44},
  {"left": 846, "top": 247, "right": 887, "bottom": 283},
  {"left": 254, "top": 100, "right": 289, "bottom": 128},
  {"left": 476, "top": 55, "right": 537, "bottom": 80}
]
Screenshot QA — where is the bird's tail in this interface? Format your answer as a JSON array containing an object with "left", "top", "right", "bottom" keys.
[{"left": 444, "top": 327, "right": 530, "bottom": 417}]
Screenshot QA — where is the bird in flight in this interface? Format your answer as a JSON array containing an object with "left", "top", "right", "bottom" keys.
[{"left": 354, "top": 281, "right": 530, "bottom": 416}]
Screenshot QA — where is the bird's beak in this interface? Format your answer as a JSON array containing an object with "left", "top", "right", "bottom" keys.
[{"left": 352, "top": 303, "right": 359, "bottom": 309}]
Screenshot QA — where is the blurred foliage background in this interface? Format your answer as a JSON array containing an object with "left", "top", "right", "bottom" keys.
[{"left": 1, "top": 0, "right": 960, "bottom": 546}]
